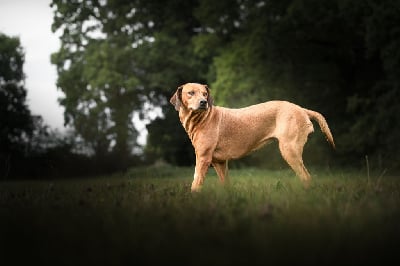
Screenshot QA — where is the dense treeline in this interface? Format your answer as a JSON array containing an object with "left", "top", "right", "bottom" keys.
[
  {"left": 150, "top": 0, "right": 400, "bottom": 172},
  {"left": 1, "top": 0, "right": 399, "bottom": 178}
]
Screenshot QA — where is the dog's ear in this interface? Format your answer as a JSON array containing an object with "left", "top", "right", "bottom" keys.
[
  {"left": 204, "top": 84, "right": 214, "bottom": 107},
  {"left": 170, "top": 86, "right": 183, "bottom": 111}
]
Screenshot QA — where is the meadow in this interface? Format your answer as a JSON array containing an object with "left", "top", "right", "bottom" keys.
[{"left": 1, "top": 166, "right": 399, "bottom": 265}]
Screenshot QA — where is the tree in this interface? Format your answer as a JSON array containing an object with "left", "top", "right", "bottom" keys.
[
  {"left": 51, "top": 0, "right": 142, "bottom": 166},
  {"left": 0, "top": 33, "right": 33, "bottom": 155},
  {"left": 133, "top": 0, "right": 210, "bottom": 166},
  {"left": 50, "top": 0, "right": 207, "bottom": 166}
]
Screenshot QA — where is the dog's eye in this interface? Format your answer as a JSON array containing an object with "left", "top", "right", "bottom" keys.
[
  {"left": 188, "top": 91, "right": 195, "bottom": 96},
  {"left": 203, "top": 92, "right": 208, "bottom": 97}
]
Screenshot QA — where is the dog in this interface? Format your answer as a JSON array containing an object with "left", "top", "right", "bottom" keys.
[{"left": 170, "top": 83, "right": 335, "bottom": 192}]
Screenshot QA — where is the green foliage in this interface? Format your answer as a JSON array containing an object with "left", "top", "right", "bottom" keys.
[
  {"left": 50, "top": 0, "right": 400, "bottom": 171},
  {"left": 0, "top": 32, "right": 141, "bottom": 179},
  {"left": 144, "top": 110, "right": 195, "bottom": 166},
  {"left": 194, "top": 0, "right": 400, "bottom": 170},
  {"left": 1, "top": 168, "right": 400, "bottom": 264},
  {"left": 51, "top": 0, "right": 141, "bottom": 160},
  {"left": 50, "top": 0, "right": 207, "bottom": 166},
  {"left": 0, "top": 33, "right": 33, "bottom": 154}
]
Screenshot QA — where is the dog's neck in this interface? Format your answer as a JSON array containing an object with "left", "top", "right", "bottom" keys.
[{"left": 179, "top": 107, "right": 212, "bottom": 140}]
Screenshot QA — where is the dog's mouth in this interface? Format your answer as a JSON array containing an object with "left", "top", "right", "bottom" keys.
[
  {"left": 189, "top": 105, "right": 208, "bottom": 112},
  {"left": 190, "top": 108, "right": 207, "bottom": 113}
]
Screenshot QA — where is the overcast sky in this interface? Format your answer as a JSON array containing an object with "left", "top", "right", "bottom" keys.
[
  {"left": 0, "top": 0, "right": 65, "bottom": 131},
  {"left": 0, "top": 0, "right": 152, "bottom": 144}
]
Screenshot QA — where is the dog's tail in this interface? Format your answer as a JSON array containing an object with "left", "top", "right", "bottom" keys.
[{"left": 306, "top": 109, "right": 336, "bottom": 149}]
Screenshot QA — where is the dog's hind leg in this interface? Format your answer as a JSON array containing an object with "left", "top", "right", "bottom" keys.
[
  {"left": 278, "top": 141, "right": 311, "bottom": 187},
  {"left": 213, "top": 160, "right": 229, "bottom": 185}
]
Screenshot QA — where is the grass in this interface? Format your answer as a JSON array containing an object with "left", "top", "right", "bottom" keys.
[{"left": 1, "top": 166, "right": 400, "bottom": 265}]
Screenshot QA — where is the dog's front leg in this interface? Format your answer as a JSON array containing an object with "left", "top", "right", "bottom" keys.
[{"left": 191, "top": 156, "right": 211, "bottom": 192}]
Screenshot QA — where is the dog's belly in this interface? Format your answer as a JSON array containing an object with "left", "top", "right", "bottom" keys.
[
  {"left": 213, "top": 136, "right": 275, "bottom": 161},
  {"left": 212, "top": 106, "right": 278, "bottom": 161}
]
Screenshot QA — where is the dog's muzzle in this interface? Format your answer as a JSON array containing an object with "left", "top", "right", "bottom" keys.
[{"left": 198, "top": 99, "right": 208, "bottom": 109}]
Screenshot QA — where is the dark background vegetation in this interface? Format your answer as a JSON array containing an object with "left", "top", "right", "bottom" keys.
[{"left": 1, "top": 0, "right": 400, "bottom": 179}]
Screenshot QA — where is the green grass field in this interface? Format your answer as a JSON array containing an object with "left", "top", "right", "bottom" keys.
[{"left": 1, "top": 166, "right": 400, "bottom": 265}]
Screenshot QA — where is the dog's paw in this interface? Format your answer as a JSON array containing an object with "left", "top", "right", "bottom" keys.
[{"left": 191, "top": 185, "right": 202, "bottom": 193}]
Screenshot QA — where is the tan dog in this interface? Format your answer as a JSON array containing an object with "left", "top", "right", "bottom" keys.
[{"left": 170, "top": 83, "right": 335, "bottom": 192}]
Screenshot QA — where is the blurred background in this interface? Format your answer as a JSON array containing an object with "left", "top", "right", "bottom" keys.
[{"left": 1, "top": 0, "right": 399, "bottom": 179}]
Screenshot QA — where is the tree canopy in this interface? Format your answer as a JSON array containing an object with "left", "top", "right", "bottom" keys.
[{"left": 50, "top": 0, "right": 208, "bottom": 166}]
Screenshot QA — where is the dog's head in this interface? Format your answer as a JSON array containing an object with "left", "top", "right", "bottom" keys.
[{"left": 170, "top": 83, "right": 213, "bottom": 112}]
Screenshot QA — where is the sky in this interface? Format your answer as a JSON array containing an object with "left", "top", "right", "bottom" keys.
[
  {"left": 0, "top": 0, "right": 64, "bottom": 130},
  {"left": 0, "top": 0, "right": 149, "bottom": 145}
]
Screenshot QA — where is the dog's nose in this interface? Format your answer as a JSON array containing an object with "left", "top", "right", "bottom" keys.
[{"left": 200, "top": 100, "right": 207, "bottom": 107}]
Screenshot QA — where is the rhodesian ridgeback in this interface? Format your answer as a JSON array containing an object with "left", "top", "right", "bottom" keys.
[{"left": 170, "top": 83, "right": 335, "bottom": 192}]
